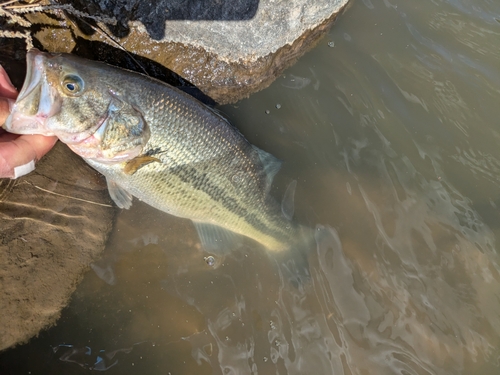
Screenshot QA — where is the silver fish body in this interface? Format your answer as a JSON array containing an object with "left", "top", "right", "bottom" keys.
[{"left": 4, "top": 49, "right": 306, "bottom": 253}]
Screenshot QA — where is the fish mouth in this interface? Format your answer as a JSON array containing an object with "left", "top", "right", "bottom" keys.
[
  {"left": 16, "top": 49, "right": 44, "bottom": 105},
  {"left": 3, "top": 49, "right": 62, "bottom": 135}
]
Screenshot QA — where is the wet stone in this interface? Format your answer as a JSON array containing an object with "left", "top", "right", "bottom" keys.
[
  {"left": 5, "top": 0, "right": 350, "bottom": 104},
  {"left": 0, "top": 142, "right": 115, "bottom": 351}
]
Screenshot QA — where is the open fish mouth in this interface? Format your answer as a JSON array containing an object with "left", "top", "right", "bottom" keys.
[
  {"left": 3, "top": 49, "right": 62, "bottom": 135},
  {"left": 16, "top": 49, "right": 44, "bottom": 105}
]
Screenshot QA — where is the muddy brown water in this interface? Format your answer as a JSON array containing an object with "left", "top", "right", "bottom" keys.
[{"left": 1, "top": 0, "right": 500, "bottom": 374}]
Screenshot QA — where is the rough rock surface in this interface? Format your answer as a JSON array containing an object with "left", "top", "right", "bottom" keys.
[
  {"left": 14, "top": 0, "right": 350, "bottom": 103},
  {"left": 0, "top": 142, "right": 115, "bottom": 351}
]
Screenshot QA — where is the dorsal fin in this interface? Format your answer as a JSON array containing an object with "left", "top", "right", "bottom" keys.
[{"left": 252, "top": 145, "right": 282, "bottom": 195}]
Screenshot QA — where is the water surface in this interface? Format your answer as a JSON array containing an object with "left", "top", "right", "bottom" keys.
[{"left": 2, "top": 0, "right": 500, "bottom": 374}]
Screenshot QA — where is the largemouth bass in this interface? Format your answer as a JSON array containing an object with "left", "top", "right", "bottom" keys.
[{"left": 4, "top": 49, "right": 310, "bottom": 256}]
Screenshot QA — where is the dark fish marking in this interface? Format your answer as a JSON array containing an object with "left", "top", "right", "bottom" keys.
[
  {"left": 170, "top": 164, "right": 291, "bottom": 244},
  {"left": 145, "top": 147, "right": 164, "bottom": 156}
]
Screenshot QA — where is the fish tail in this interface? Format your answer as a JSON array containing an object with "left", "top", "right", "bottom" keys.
[{"left": 274, "top": 224, "right": 316, "bottom": 287}]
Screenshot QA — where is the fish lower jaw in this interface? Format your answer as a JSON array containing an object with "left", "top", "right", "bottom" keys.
[{"left": 3, "top": 111, "right": 54, "bottom": 136}]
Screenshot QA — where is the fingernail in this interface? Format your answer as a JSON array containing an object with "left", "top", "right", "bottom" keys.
[{"left": 13, "top": 159, "right": 35, "bottom": 179}]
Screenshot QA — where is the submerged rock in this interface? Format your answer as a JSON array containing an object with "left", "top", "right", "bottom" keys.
[
  {"left": 8, "top": 0, "right": 350, "bottom": 103},
  {"left": 0, "top": 141, "right": 115, "bottom": 351}
]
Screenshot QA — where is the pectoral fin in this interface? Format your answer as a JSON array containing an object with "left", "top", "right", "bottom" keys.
[
  {"left": 123, "top": 155, "right": 161, "bottom": 175},
  {"left": 106, "top": 178, "right": 133, "bottom": 209}
]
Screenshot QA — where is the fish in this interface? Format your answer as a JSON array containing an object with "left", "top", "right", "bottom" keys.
[{"left": 3, "top": 49, "right": 312, "bottom": 259}]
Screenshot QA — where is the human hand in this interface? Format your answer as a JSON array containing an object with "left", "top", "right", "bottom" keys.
[{"left": 0, "top": 65, "right": 57, "bottom": 179}]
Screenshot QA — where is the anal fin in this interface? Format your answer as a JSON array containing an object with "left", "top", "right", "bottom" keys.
[{"left": 192, "top": 220, "right": 242, "bottom": 254}]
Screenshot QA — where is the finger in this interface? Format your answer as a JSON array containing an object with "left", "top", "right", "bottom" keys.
[
  {"left": 0, "top": 135, "right": 57, "bottom": 178},
  {"left": 20, "top": 134, "right": 58, "bottom": 162},
  {"left": 0, "top": 131, "right": 20, "bottom": 142},
  {"left": 0, "top": 65, "right": 18, "bottom": 99},
  {"left": 0, "top": 137, "right": 35, "bottom": 178},
  {"left": 0, "top": 97, "right": 15, "bottom": 126}
]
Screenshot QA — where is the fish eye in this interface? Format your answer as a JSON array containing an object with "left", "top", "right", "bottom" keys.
[{"left": 62, "top": 75, "right": 84, "bottom": 96}]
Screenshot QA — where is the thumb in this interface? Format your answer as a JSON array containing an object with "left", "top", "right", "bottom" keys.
[{"left": 0, "top": 65, "right": 18, "bottom": 99}]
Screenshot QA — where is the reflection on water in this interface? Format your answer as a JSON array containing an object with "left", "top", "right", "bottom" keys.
[{"left": 2, "top": 0, "right": 500, "bottom": 374}]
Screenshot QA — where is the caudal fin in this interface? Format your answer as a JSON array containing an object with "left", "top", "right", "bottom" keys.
[{"left": 273, "top": 224, "right": 316, "bottom": 288}]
